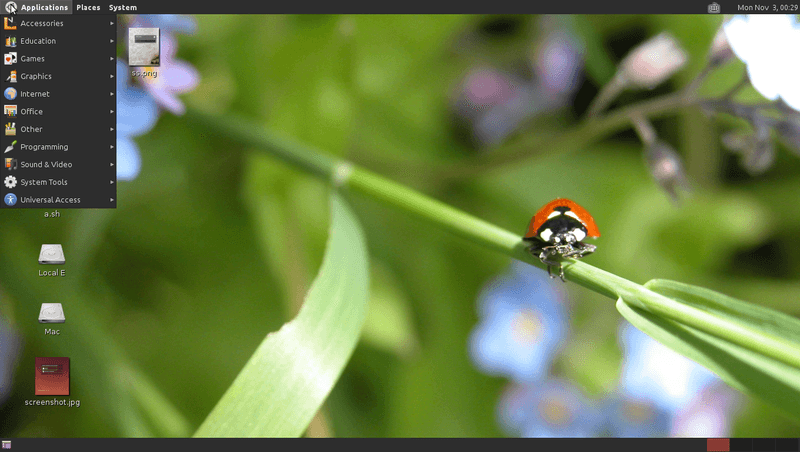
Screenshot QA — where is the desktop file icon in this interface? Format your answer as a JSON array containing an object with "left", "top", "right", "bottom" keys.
[{"left": 35, "top": 357, "right": 70, "bottom": 396}]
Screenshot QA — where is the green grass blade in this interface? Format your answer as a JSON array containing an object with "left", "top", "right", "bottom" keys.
[
  {"left": 616, "top": 294, "right": 800, "bottom": 421},
  {"left": 645, "top": 279, "right": 800, "bottom": 346},
  {"left": 194, "top": 192, "right": 369, "bottom": 437}
]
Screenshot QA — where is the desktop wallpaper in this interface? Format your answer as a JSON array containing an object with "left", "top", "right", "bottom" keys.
[{"left": 1, "top": 13, "right": 800, "bottom": 438}]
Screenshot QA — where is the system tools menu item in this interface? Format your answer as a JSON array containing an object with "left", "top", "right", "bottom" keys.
[{"left": 2, "top": 1, "right": 116, "bottom": 208}]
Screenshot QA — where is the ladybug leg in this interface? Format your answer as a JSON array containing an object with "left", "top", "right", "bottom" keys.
[
  {"left": 562, "top": 242, "right": 596, "bottom": 259},
  {"left": 537, "top": 247, "right": 565, "bottom": 282}
]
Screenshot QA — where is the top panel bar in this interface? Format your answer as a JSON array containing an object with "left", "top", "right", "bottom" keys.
[{"left": 2, "top": 0, "right": 793, "bottom": 14}]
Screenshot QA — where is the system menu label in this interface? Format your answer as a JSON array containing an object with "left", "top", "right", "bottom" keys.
[{"left": 2, "top": 5, "right": 116, "bottom": 208}]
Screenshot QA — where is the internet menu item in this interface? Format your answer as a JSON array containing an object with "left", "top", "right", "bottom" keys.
[{"left": 2, "top": 7, "right": 116, "bottom": 208}]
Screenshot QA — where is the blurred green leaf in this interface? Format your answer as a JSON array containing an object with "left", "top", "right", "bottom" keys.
[
  {"left": 194, "top": 192, "right": 369, "bottom": 437},
  {"left": 617, "top": 279, "right": 800, "bottom": 421},
  {"left": 360, "top": 262, "right": 418, "bottom": 358},
  {"left": 568, "top": 15, "right": 616, "bottom": 85}
]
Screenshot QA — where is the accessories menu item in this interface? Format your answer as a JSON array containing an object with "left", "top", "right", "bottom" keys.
[
  {"left": 38, "top": 244, "right": 65, "bottom": 264},
  {"left": 34, "top": 357, "right": 70, "bottom": 396},
  {"left": 38, "top": 303, "right": 65, "bottom": 323}
]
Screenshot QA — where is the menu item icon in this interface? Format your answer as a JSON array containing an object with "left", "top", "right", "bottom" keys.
[
  {"left": 5, "top": 36, "right": 15, "bottom": 47},
  {"left": 5, "top": 70, "right": 15, "bottom": 83},
  {"left": 3, "top": 87, "right": 15, "bottom": 100},
  {"left": 3, "top": 174, "right": 15, "bottom": 188},
  {"left": 3, "top": 52, "right": 15, "bottom": 65},
  {"left": 4, "top": 105, "right": 15, "bottom": 117},
  {"left": 39, "top": 303, "right": 65, "bottom": 323},
  {"left": 3, "top": 17, "right": 15, "bottom": 31},
  {"left": 5, "top": 157, "right": 16, "bottom": 169},
  {"left": 35, "top": 357, "right": 70, "bottom": 396},
  {"left": 128, "top": 28, "right": 160, "bottom": 67},
  {"left": 4, "top": 122, "right": 14, "bottom": 136},
  {"left": 3, "top": 193, "right": 15, "bottom": 206},
  {"left": 39, "top": 244, "right": 65, "bottom": 265},
  {"left": 4, "top": 139, "right": 15, "bottom": 153}
]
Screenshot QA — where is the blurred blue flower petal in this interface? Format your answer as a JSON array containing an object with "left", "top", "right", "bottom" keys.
[
  {"left": 117, "top": 136, "right": 142, "bottom": 181},
  {"left": 670, "top": 382, "right": 742, "bottom": 437},
  {"left": 469, "top": 262, "right": 567, "bottom": 383},
  {"left": 117, "top": 60, "right": 158, "bottom": 180},
  {"left": 452, "top": 67, "right": 542, "bottom": 148},
  {"left": 138, "top": 33, "right": 200, "bottom": 115},
  {"left": 600, "top": 396, "right": 672, "bottom": 437},
  {"left": 532, "top": 17, "right": 584, "bottom": 103},
  {"left": 132, "top": 14, "right": 197, "bottom": 34},
  {"left": 499, "top": 379, "right": 604, "bottom": 437},
  {"left": 618, "top": 322, "right": 719, "bottom": 414}
]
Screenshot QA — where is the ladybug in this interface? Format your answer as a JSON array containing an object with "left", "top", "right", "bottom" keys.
[{"left": 523, "top": 198, "right": 600, "bottom": 281}]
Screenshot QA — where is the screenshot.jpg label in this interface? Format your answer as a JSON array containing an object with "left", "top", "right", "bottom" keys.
[{"left": 2, "top": 0, "right": 116, "bottom": 208}]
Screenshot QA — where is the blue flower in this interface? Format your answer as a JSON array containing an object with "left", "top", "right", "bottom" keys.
[
  {"left": 498, "top": 379, "right": 604, "bottom": 437},
  {"left": 600, "top": 396, "right": 672, "bottom": 437},
  {"left": 136, "top": 32, "right": 200, "bottom": 115},
  {"left": 468, "top": 261, "right": 568, "bottom": 383},
  {"left": 670, "top": 382, "right": 741, "bottom": 437},
  {"left": 117, "top": 60, "right": 159, "bottom": 180},
  {"left": 618, "top": 323, "right": 719, "bottom": 414},
  {"left": 532, "top": 17, "right": 584, "bottom": 103},
  {"left": 131, "top": 14, "right": 197, "bottom": 35},
  {"left": 127, "top": 15, "right": 200, "bottom": 115}
]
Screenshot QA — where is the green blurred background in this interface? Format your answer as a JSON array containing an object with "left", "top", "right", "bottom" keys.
[{"left": 2, "top": 14, "right": 800, "bottom": 437}]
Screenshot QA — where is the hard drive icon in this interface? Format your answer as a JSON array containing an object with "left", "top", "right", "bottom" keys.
[{"left": 39, "top": 244, "right": 65, "bottom": 265}]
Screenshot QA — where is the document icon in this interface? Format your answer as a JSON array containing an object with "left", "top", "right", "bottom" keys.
[
  {"left": 35, "top": 357, "right": 70, "bottom": 396},
  {"left": 128, "top": 27, "right": 160, "bottom": 67}
]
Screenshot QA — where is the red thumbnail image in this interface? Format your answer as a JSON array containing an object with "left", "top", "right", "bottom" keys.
[
  {"left": 34, "top": 357, "right": 70, "bottom": 396},
  {"left": 707, "top": 438, "right": 730, "bottom": 452}
]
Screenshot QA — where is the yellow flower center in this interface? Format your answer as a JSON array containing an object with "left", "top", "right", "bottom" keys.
[
  {"left": 511, "top": 309, "right": 544, "bottom": 345},
  {"left": 540, "top": 397, "right": 572, "bottom": 425}
]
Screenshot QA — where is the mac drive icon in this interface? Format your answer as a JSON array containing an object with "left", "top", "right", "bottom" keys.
[{"left": 128, "top": 27, "right": 160, "bottom": 67}]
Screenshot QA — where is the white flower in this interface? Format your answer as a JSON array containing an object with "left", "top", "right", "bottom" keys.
[
  {"left": 724, "top": 15, "right": 800, "bottom": 112},
  {"left": 619, "top": 33, "right": 688, "bottom": 89}
]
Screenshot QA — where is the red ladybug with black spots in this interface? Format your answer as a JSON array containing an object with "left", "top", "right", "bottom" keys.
[{"left": 523, "top": 198, "right": 600, "bottom": 281}]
